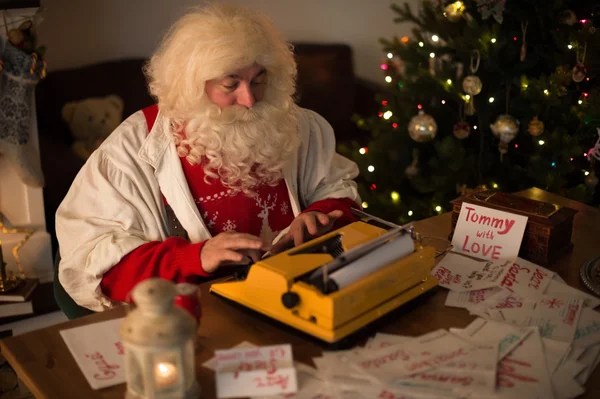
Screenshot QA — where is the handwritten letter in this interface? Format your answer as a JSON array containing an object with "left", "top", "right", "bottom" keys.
[{"left": 451, "top": 203, "right": 528, "bottom": 261}]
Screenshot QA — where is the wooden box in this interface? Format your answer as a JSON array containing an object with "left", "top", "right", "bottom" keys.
[{"left": 449, "top": 190, "right": 578, "bottom": 267}]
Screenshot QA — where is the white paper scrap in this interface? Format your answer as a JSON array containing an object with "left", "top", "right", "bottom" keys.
[
  {"left": 544, "top": 279, "right": 600, "bottom": 309},
  {"left": 573, "top": 307, "right": 600, "bottom": 348},
  {"left": 59, "top": 318, "right": 125, "bottom": 390},
  {"left": 432, "top": 253, "right": 511, "bottom": 292},
  {"left": 444, "top": 287, "right": 503, "bottom": 309},
  {"left": 215, "top": 344, "right": 297, "bottom": 398},
  {"left": 496, "top": 258, "right": 554, "bottom": 299}
]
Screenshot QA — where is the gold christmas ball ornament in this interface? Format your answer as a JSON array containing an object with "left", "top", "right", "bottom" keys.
[
  {"left": 560, "top": 10, "right": 578, "bottom": 26},
  {"left": 453, "top": 121, "right": 470, "bottom": 139},
  {"left": 490, "top": 114, "right": 520, "bottom": 143},
  {"left": 572, "top": 63, "right": 587, "bottom": 83},
  {"left": 462, "top": 75, "right": 483, "bottom": 96},
  {"left": 444, "top": 1, "right": 466, "bottom": 22},
  {"left": 404, "top": 163, "right": 420, "bottom": 178},
  {"left": 528, "top": 116, "right": 544, "bottom": 137},
  {"left": 408, "top": 111, "right": 438, "bottom": 142},
  {"left": 585, "top": 171, "right": 598, "bottom": 189}
]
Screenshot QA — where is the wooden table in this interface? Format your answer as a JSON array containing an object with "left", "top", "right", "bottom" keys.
[{"left": 2, "top": 188, "right": 599, "bottom": 398}]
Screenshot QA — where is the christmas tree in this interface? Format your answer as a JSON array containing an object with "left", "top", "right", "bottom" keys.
[{"left": 341, "top": 0, "right": 600, "bottom": 224}]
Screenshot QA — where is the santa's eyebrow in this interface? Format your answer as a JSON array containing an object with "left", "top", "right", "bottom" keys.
[{"left": 226, "top": 68, "right": 267, "bottom": 79}]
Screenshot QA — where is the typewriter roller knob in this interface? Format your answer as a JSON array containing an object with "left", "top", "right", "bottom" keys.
[{"left": 281, "top": 292, "right": 300, "bottom": 309}]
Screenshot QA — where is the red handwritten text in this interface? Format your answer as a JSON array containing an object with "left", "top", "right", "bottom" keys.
[
  {"left": 563, "top": 303, "right": 581, "bottom": 326},
  {"left": 461, "top": 235, "right": 503, "bottom": 259},
  {"left": 528, "top": 268, "right": 549, "bottom": 290},
  {"left": 114, "top": 342, "right": 124, "bottom": 355},
  {"left": 360, "top": 349, "right": 411, "bottom": 369},
  {"left": 500, "top": 263, "right": 531, "bottom": 292},
  {"left": 254, "top": 374, "right": 289, "bottom": 390},
  {"left": 464, "top": 206, "right": 516, "bottom": 235},
  {"left": 84, "top": 351, "right": 120, "bottom": 380},
  {"left": 433, "top": 267, "right": 461, "bottom": 286},
  {"left": 497, "top": 357, "right": 537, "bottom": 388}
]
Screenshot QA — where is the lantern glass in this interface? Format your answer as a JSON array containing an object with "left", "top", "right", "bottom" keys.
[
  {"left": 183, "top": 339, "right": 195, "bottom": 388},
  {"left": 125, "top": 350, "right": 145, "bottom": 396},
  {"left": 150, "top": 350, "right": 183, "bottom": 396}
]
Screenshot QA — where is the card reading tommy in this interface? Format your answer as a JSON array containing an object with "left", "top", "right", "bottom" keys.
[
  {"left": 451, "top": 202, "right": 528, "bottom": 261},
  {"left": 215, "top": 344, "right": 297, "bottom": 398}
]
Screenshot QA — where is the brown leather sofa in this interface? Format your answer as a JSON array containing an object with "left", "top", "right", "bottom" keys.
[{"left": 35, "top": 43, "right": 381, "bottom": 253}]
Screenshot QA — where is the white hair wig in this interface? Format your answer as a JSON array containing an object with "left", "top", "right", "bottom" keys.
[
  {"left": 144, "top": 4, "right": 301, "bottom": 196},
  {"left": 144, "top": 3, "right": 297, "bottom": 120}
]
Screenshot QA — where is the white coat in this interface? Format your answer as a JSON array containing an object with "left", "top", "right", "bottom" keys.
[{"left": 56, "top": 106, "right": 361, "bottom": 311}]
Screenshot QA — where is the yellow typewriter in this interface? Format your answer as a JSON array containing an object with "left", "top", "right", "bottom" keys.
[{"left": 210, "top": 210, "right": 439, "bottom": 343}]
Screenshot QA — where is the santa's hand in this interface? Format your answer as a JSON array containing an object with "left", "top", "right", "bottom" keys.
[
  {"left": 200, "top": 232, "right": 268, "bottom": 273},
  {"left": 271, "top": 210, "right": 343, "bottom": 254}
]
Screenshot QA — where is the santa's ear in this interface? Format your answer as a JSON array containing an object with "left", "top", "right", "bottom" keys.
[
  {"left": 105, "top": 95, "right": 124, "bottom": 113},
  {"left": 62, "top": 102, "right": 77, "bottom": 124}
]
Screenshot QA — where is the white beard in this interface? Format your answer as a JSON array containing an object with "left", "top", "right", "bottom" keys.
[{"left": 173, "top": 98, "right": 300, "bottom": 196}]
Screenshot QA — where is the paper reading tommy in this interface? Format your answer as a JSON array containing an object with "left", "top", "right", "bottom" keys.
[{"left": 451, "top": 202, "right": 528, "bottom": 261}]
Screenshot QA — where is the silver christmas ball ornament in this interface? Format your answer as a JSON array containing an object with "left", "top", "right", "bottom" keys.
[
  {"left": 490, "top": 114, "right": 520, "bottom": 143},
  {"left": 408, "top": 111, "right": 438, "bottom": 142}
]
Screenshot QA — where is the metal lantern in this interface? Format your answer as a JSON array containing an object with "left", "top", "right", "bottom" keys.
[{"left": 120, "top": 278, "right": 200, "bottom": 399}]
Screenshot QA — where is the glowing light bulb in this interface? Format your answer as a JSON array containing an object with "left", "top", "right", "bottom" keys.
[
  {"left": 385, "top": 76, "right": 392, "bottom": 83},
  {"left": 435, "top": 206, "right": 442, "bottom": 212},
  {"left": 585, "top": 171, "right": 590, "bottom": 176},
  {"left": 465, "top": 94, "right": 471, "bottom": 101},
  {"left": 401, "top": 36, "right": 409, "bottom": 43},
  {"left": 492, "top": 183, "right": 499, "bottom": 189},
  {"left": 578, "top": 100, "right": 583, "bottom": 105},
  {"left": 391, "top": 191, "right": 400, "bottom": 201},
  {"left": 489, "top": 97, "right": 495, "bottom": 103},
  {"left": 568, "top": 44, "right": 573, "bottom": 50},
  {"left": 447, "top": 79, "right": 452, "bottom": 85},
  {"left": 473, "top": 125, "right": 478, "bottom": 130},
  {"left": 441, "top": 100, "right": 446, "bottom": 104},
  {"left": 359, "top": 147, "right": 367, "bottom": 155},
  {"left": 430, "top": 52, "right": 435, "bottom": 58},
  {"left": 367, "top": 165, "right": 375, "bottom": 172},
  {"left": 552, "top": 162, "right": 556, "bottom": 167},
  {"left": 419, "top": 41, "right": 424, "bottom": 47},
  {"left": 383, "top": 111, "right": 393, "bottom": 120},
  {"left": 387, "top": 52, "right": 393, "bottom": 59},
  {"left": 408, "top": 210, "right": 413, "bottom": 217},
  {"left": 491, "top": 38, "right": 497, "bottom": 43},
  {"left": 392, "top": 122, "right": 398, "bottom": 128},
  {"left": 362, "top": 201, "right": 369, "bottom": 209},
  {"left": 380, "top": 63, "right": 389, "bottom": 70},
  {"left": 539, "top": 140, "right": 545, "bottom": 146},
  {"left": 544, "top": 89, "right": 549, "bottom": 95},
  {"left": 432, "top": 35, "right": 439, "bottom": 42}
]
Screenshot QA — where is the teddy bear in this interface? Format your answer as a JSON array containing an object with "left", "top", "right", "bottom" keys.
[{"left": 61, "top": 95, "right": 124, "bottom": 160}]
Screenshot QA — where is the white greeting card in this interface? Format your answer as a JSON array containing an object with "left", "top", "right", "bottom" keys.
[
  {"left": 451, "top": 203, "right": 528, "bottom": 261},
  {"left": 59, "top": 318, "right": 125, "bottom": 390},
  {"left": 215, "top": 344, "right": 297, "bottom": 398}
]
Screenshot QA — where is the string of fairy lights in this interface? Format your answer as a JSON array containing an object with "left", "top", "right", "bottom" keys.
[{"left": 355, "top": 1, "right": 598, "bottom": 214}]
